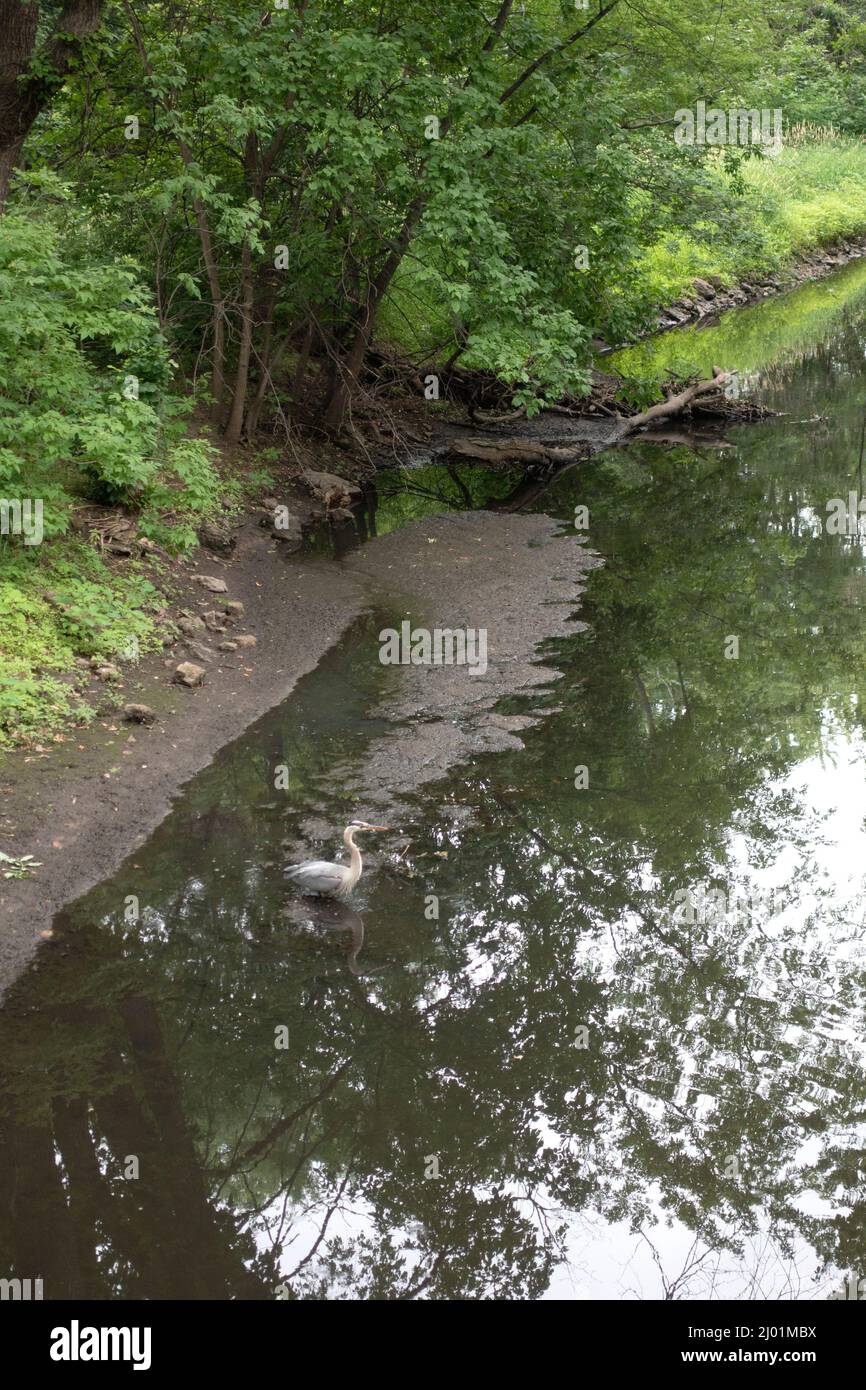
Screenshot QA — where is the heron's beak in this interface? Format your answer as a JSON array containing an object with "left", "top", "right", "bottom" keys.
[{"left": 369, "top": 824, "right": 389, "bottom": 831}]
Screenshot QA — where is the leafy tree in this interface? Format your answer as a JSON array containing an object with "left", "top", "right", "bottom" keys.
[
  {"left": 0, "top": 181, "right": 218, "bottom": 537},
  {"left": 0, "top": 0, "right": 104, "bottom": 207}
]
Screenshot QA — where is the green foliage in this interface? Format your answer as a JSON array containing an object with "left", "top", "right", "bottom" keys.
[
  {"left": 0, "top": 185, "right": 227, "bottom": 744},
  {"left": 8, "top": 0, "right": 866, "bottom": 419},
  {"left": 0, "top": 192, "right": 218, "bottom": 525},
  {"left": 0, "top": 852, "right": 42, "bottom": 880},
  {"left": 611, "top": 372, "right": 667, "bottom": 412},
  {"left": 0, "top": 541, "right": 163, "bottom": 747},
  {"left": 640, "top": 136, "right": 866, "bottom": 314},
  {"left": 26, "top": 0, "right": 795, "bottom": 412}
]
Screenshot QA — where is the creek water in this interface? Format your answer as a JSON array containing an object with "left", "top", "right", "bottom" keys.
[{"left": 4, "top": 260, "right": 866, "bottom": 1300}]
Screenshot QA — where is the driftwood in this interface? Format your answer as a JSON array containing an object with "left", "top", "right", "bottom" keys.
[
  {"left": 467, "top": 405, "right": 527, "bottom": 427},
  {"left": 446, "top": 437, "right": 589, "bottom": 466},
  {"left": 618, "top": 366, "right": 729, "bottom": 434}
]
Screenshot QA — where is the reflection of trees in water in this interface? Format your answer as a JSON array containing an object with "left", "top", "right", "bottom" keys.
[
  {"left": 0, "top": 950, "right": 266, "bottom": 1298},
  {"left": 3, "top": 403, "right": 866, "bottom": 1299},
  {"left": 611, "top": 258, "right": 866, "bottom": 391}
]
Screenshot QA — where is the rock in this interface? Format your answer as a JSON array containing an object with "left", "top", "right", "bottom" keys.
[
  {"left": 197, "top": 520, "right": 237, "bottom": 553},
  {"left": 95, "top": 664, "right": 120, "bottom": 681},
  {"left": 186, "top": 641, "right": 215, "bottom": 662},
  {"left": 224, "top": 600, "right": 245, "bottom": 617},
  {"left": 706, "top": 274, "right": 725, "bottom": 290},
  {"left": 202, "top": 610, "right": 227, "bottom": 631},
  {"left": 234, "top": 634, "right": 257, "bottom": 648},
  {"left": 122, "top": 703, "right": 157, "bottom": 725},
  {"left": 693, "top": 277, "right": 716, "bottom": 299},
  {"left": 299, "top": 469, "right": 362, "bottom": 504},
  {"left": 270, "top": 527, "right": 302, "bottom": 552},
  {"left": 260, "top": 507, "right": 303, "bottom": 547},
  {"left": 136, "top": 537, "right": 158, "bottom": 553},
  {"left": 218, "top": 640, "right": 238, "bottom": 652},
  {"left": 193, "top": 575, "right": 228, "bottom": 593},
  {"left": 261, "top": 496, "right": 280, "bottom": 510},
  {"left": 174, "top": 662, "right": 205, "bottom": 686},
  {"left": 177, "top": 615, "right": 205, "bottom": 636}
]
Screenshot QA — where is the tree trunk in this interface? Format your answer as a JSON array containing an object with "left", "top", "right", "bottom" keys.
[
  {"left": 0, "top": 0, "right": 103, "bottom": 212},
  {"left": 292, "top": 319, "right": 315, "bottom": 400},
  {"left": 189, "top": 193, "right": 227, "bottom": 425},
  {"left": 242, "top": 283, "right": 278, "bottom": 437},
  {"left": 224, "top": 240, "right": 254, "bottom": 444},
  {"left": 447, "top": 437, "right": 588, "bottom": 465},
  {"left": 322, "top": 318, "right": 370, "bottom": 433},
  {"left": 322, "top": 195, "right": 427, "bottom": 432}
]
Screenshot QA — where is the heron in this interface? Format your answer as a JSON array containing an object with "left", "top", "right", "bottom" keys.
[{"left": 284, "top": 820, "right": 389, "bottom": 898}]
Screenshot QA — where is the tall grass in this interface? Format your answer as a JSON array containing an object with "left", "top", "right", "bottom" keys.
[{"left": 643, "top": 134, "right": 866, "bottom": 306}]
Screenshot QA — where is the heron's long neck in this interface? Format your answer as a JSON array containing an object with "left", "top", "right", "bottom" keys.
[{"left": 343, "top": 827, "right": 362, "bottom": 887}]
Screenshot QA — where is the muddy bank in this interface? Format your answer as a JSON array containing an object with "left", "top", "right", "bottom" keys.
[
  {"left": 0, "top": 501, "right": 596, "bottom": 994},
  {"left": 0, "top": 517, "right": 362, "bottom": 987}
]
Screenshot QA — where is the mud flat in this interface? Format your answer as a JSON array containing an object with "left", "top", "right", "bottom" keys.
[{"left": 0, "top": 504, "right": 596, "bottom": 993}]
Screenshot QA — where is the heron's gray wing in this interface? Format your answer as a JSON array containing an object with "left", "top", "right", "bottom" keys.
[{"left": 284, "top": 860, "right": 347, "bottom": 893}]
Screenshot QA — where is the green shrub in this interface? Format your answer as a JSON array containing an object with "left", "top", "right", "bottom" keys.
[{"left": 0, "top": 197, "right": 219, "bottom": 536}]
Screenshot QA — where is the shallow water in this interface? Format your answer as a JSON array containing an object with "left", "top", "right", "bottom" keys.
[{"left": 3, "top": 265, "right": 866, "bottom": 1300}]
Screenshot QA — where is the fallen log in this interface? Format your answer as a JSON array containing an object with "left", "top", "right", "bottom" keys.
[
  {"left": 618, "top": 366, "right": 729, "bottom": 434},
  {"left": 446, "top": 437, "right": 589, "bottom": 466}
]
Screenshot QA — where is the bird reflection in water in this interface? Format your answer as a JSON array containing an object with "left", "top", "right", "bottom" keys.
[{"left": 281, "top": 897, "right": 382, "bottom": 976}]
